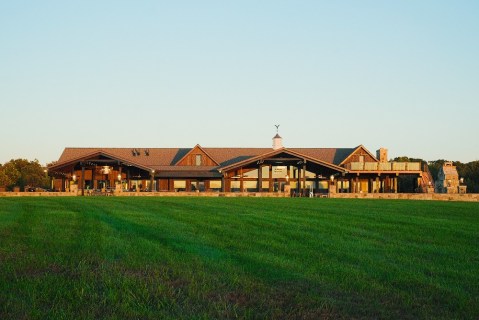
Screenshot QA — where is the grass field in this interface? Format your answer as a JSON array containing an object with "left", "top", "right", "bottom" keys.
[{"left": 0, "top": 197, "right": 478, "bottom": 319}]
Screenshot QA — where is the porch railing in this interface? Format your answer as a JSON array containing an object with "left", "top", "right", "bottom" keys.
[{"left": 345, "top": 162, "right": 421, "bottom": 171}]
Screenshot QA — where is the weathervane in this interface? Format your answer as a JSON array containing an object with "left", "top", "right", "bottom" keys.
[{"left": 275, "top": 124, "right": 280, "bottom": 133}]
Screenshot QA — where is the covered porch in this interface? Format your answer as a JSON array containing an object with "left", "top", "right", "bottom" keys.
[
  {"left": 218, "top": 149, "right": 347, "bottom": 196},
  {"left": 48, "top": 151, "right": 156, "bottom": 195}
]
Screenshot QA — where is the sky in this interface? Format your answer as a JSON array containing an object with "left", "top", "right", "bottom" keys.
[{"left": 1, "top": 1, "right": 478, "bottom": 165}]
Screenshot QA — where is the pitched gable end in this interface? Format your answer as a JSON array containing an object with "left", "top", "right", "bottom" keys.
[
  {"left": 339, "top": 145, "right": 379, "bottom": 166},
  {"left": 175, "top": 144, "right": 220, "bottom": 166}
]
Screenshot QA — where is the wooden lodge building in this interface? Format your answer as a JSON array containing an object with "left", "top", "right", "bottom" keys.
[{"left": 48, "top": 134, "right": 428, "bottom": 196}]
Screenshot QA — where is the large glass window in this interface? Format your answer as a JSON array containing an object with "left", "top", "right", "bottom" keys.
[
  {"left": 174, "top": 180, "right": 186, "bottom": 191},
  {"left": 209, "top": 180, "right": 222, "bottom": 190},
  {"left": 231, "top": 181, "right": 240, "bottom": 192}
]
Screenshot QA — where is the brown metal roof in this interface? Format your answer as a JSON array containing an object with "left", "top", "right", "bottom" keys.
[{"left": 53, "top": 146, "right": 356, "bottom": 171}]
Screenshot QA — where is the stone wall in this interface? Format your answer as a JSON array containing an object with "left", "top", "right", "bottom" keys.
[
  {"left": 330, "top": 192, "right": 479, "bottom": 202},
  {"left": 0, "top": 192, "right": 76, "bottom": 197},
  {"left": 1, "top": 191, "right": 478, "bottom": 202}
]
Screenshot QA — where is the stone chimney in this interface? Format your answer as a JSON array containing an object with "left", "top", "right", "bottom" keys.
[
  {"left": 376, "top": 148, "right": 388, "bottom": 162},
  {"left": 272, "top": 133, "right": 283, "bottom": 150}
]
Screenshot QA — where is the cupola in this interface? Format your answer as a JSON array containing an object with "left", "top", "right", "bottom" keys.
[{"left": 272, "top": 125, "right": 283, "bottom": 150}]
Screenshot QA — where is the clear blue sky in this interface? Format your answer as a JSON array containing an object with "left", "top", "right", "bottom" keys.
[{"left": 1, "top": 1, "right": 478, "bottom": 165}]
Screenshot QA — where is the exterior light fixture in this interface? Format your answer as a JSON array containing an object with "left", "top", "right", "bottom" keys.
[
  {"left": 285, "top": 175, "right": 289, "bottom": 182},
  {"left": 330, "top": 175, "right": 335, "bottom": 182},
  {"left": 460, "top": 177, "right": 464, "bottom": 184},
  {"left": 117, "top": 174, "right": 122, "bottom": 181},
  {"left": 72, "top": 174, "right": 77, "bottom": 182},
  {"left": 101, "top": 166, "right": 111, "bottom": 174}
]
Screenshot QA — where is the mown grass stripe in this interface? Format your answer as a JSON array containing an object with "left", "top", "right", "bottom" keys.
[{"left": 0, "top": 197, "right": 478, "bottom": 319}]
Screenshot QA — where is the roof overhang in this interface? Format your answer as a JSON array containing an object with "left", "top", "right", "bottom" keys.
[
  {"left": 218, "top": 148, "right": 347, "bottom": 174},
  {"left": 48, "top": 150, "right": 153, "bottom": 174}
]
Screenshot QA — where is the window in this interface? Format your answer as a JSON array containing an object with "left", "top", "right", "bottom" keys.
[
  {"left": 174, "top": 180, "right": 186, "bottom": 190},
  {"left": 195, "top": 154, "right": 202, "bottom": 166},
  {"left": 359, "top": 155, "right": 365, "bottom": 162}
]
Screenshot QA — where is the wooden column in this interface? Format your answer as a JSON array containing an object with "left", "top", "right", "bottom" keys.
[
  {"left": 150, "top": 171, "right": 154, "bottom": 192},
  {"left": 240, "top": 168, "right": 244, "bottom": 192},
  {"left": 296, "top": 166, "right": 301, "bottom": 195},
  {"left": 221, "top": 175, "right": 225, "bottom": 192},
  {"left": 269, "top": 165, "right": 273, "bottom": 192},
  {"left": 91, "top": 168, "right": 96, "bottom": 190},
  {"left": 126, "top": 168, "right": 130, "bottom": 191},
  {"left": 302, "top": 162, "right": 307, "bottom": 196},
  {"left": 258, "top": 165, "right": 262, "bottom": 192},
  {"left": 81, "top": 165, "right": 85, "bottom": 196},
  {"left": 118, "top": 167, "right": 122, "bottom": 191},
  {"left": 394, "top": 176, "right": 398, "bottom": 193}
]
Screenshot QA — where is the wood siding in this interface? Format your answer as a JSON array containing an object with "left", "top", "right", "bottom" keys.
[
  {"left": 341, "top": 146, "right": 377, "bottom": 165},
  {"left": 176, "top": 146, "right": 217, "bottom": 166}
]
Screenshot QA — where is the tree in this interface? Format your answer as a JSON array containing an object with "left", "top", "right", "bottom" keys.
[
  {"left": 0, "top": 159, "right": 50, "bottom": 191},
  {"left": 0, "top": 162, "right": 21, "bottom": 190}
]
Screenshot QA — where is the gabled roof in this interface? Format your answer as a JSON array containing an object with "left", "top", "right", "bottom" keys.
[
  {"left": 174, "top": 144, "right": 220, "bottom": 166},
  {"left": 50, "top": 146, "right": 360, "bottom": 173},
  {"left": 49, "top": 149, "right": 153, "bottom": 172},
  {"left": 54, "top": 147, "right": 190, "bottom": 168},
  {"left": 217, "top": 148, "right": 347, "bottom": 173},
  {"left": 339, "top": 145, "right": 378, "bottom": 165}
]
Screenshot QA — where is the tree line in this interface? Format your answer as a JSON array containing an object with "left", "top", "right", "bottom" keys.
[{"left": 0, "top": 159, "right": 51, "bottom": 191}]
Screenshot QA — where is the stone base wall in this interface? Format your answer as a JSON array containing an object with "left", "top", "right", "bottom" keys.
[
  {"left": 115, "top": 191, "right": 289, "bottom": 198},
  {"left": 0, "top": 192, "right": 76, "bottom": 197},
  {"left": 1, "top": 191, "right": 478, "bottom": 202},
  {"left": 330, "top": 193, "right": 479, "bottom": 202}
]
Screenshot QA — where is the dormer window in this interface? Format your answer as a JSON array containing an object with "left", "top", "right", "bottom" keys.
[{"left": 195, "top": 154, "right": 202, "bottom": 166}]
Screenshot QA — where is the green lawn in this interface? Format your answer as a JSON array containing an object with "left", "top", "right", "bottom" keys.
[{"left": 0, "top": 197, "right": 478, "bottom": 319}]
